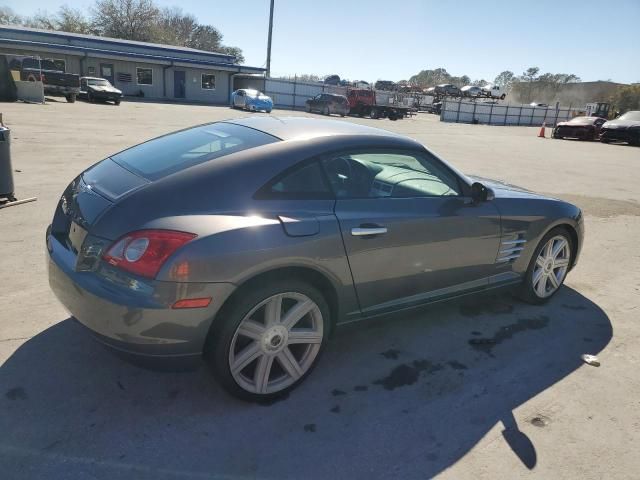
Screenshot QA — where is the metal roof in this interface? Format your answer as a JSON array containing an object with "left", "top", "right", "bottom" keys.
[{"left": 0, "top": 25, "right": 235, "bottom": 59}]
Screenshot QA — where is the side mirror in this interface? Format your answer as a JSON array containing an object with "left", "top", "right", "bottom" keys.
[{"left": 471, "top": 182, "right": 494, "bottom": 203}]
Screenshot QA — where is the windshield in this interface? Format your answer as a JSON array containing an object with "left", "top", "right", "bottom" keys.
[
  {"left": 88, "top": 79, "right": 111, "bottom": 87},
  {"left": 111, "top": 123, "right": 279, "bottom": 180},
  {"left": 244, "top": 89, "right": 265, "bottom": 97},
  {"left": 618, "top": 111, "right": 640, "bottom": 121}
]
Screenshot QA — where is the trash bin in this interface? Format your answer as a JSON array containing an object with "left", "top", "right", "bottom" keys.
[{"left": 0, "top": 125, "right": 15, "bottom": 200}]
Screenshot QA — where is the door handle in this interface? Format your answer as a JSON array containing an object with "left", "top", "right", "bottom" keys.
[{"left": 351, "top": 226, "right": 387, "bottom": 236}]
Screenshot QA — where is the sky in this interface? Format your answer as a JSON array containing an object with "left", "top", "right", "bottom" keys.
[{"left": 4, "top": 0, "right": 640, "bottom": 84}]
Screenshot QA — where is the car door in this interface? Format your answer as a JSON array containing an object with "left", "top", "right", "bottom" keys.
[
  {"left": 323, "top": 148, "right": 501, "bottom": 315},
  {"left": 234, "top": 90, "right": 246, "bottom": 107}
]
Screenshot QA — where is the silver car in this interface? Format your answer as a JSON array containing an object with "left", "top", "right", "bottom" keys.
[{"left": 47, "top": 117, "right": 583, "bottom": 401}]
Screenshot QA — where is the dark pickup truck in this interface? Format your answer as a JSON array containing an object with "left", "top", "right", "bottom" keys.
[{"left": 12, "top": 57, "right": 80, "bottom": 102}]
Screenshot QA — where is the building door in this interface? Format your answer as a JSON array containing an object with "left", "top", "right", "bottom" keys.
[
  {"left": 100, "top": 63, "right": 114, "bottom": 84},
  {"left": 174, "top": 71, "right": 186, "bottom": 98}
]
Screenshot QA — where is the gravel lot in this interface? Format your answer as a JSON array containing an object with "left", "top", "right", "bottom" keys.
[{"left": 1, "top": 100, "right": 639, "bottom": 479}]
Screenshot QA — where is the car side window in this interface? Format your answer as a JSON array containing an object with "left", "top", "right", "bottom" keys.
[
  {"left": 321, "top": 150, "right": 462, "bottom": 199},
  {"left": 258, "top": 162, "right": 333, "bottom": 199}
]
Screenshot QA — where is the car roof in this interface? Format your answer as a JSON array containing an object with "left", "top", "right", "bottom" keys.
[
  {"left": 223, "top": 116, "right": 406, "bottom": 142},
  {"left": 80, "top": 76, "right": 108, "bottom": 80}
]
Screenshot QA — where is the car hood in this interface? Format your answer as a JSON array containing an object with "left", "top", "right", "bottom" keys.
[
  {"left": 602, "top": 119, "right": 640, "bottom": 129},
  {"left": 556, "top": 121, "right": 591, "bottom": 128},
  {"left": 468, "top": 175, "right": 557, "bottom": 200},
  {"left": 88, "top": 85, "right": 122, "bottom": 94}
]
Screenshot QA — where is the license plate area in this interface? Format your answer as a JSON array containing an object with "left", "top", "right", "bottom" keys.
[{"left": 68, "top": 221, "right": 88, "bottom": 254}]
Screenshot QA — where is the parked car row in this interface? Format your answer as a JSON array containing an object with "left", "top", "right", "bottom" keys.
[{"left": 553, "top": 111, "right": 640, "bottom": 146}]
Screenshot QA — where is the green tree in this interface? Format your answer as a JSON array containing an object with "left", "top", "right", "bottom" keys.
[
  {"left": 610, "top": 84, "right": 640, "bottom": 113},
  {"left": 494, "top": 70, "right": 514, "bottom": 88}
]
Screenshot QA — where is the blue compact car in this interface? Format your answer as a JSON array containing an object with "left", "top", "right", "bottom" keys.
[{"left": 231, "top": 89, "right": 273, "bottom": 113}]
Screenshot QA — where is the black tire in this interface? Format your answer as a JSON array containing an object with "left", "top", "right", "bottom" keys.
[
  {"left": 66, "top": 94, "right": 76, "bottom": 103},
  {"left": 370, "top": 109, "right": 379, "bottom": 119},
  {"left": 323, "top": 105, "right": 330, "bottom": 116},
  {"left": 87, "top": 91, "right": 94, "bottom": 103},
  {"left": 306, "top": 104, "right": 312, "bottom": 113},
  {"left": 205, "top": 279, "right": 331, "bottom": 402},
  {"left": 114, "top": 99, "right": 121, "bottom": 105},
  {"left": 600, "top": 136, "right": 610, "bottom": 143},
  {"left": 517, "top": 227, "right": 574, "bottom": 305},
  {"left": 629, "top": 132, "right": 640, "bottom": 147}
]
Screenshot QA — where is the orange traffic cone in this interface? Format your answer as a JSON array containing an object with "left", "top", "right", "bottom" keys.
[{"left": 538, "top": 122, "right": 546, "bottom": 138}]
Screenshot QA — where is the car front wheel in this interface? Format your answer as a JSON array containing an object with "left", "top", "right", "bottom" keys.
[
  {"left": 206, "top": 280, "right": 330, "bottom": 402},
  {"left": 519, "top": 227, "right": 573, "bottom": 304}
]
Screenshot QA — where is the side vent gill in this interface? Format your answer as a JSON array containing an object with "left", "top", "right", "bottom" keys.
[{"left": 496, "top": 233, "right": 527, "bottom": 263}]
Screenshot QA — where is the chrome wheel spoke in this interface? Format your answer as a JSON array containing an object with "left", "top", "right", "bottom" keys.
[
  {"left": 264, "top": 295, "right": 283, "bottom": 327},
  {"left": 536, "top": 256, "right": 546, "bottom": 268},
  {"left": 254, "top": 355, "right": 274, "bottom": 393},
  {"left": 231, "top": 342, "right": 261, "bottom": 374},
  {"left": 288, "top": 329, "right": 323, "bottom": 344},
  {"left": 281, "top": 299, "right": 315, "bottom": 330},
  {"left": 237, "top": 319, "right": 265, "bottom": 340},
  {"left": 535, "top": 274, "right": 548, "bottom": 297},
  {"left": 552, "top": 238, "right": 567, "bottom": 258},
  {"left": 544, "top": 239, "right": 554, "bottom": 258},
  {"left": 277, "top": 347, "right": 304, "bottom": 380},
  {"left": 532, "top": 268, "right": 544, "bottom": 288},
  {"left": 548, "top": 272, "right": 560, "bottom": 289},
  {"left": 554, "top": 258, "right": 570, "bottom": 268}
]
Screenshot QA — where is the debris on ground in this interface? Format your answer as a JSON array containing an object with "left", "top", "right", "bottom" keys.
[{"left": 581, "top": 354, "right": 601, "bottom": 367}]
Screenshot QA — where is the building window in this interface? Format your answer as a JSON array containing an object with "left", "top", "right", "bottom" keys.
[
  {"left": 201, "top": 74, "right": 216, "bottom": 90},
  {"left": 87, "top": 66, "right": 96, "bottom": 75},
  {"left": 136, "top": 68, "right": 153, "bottom": 85}
]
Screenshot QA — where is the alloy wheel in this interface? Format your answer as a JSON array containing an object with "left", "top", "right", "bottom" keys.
[
  {"left": 532, "top": 235, "right": 571, "bottom": 298},
  {"left": 228, "top": 292, "right": 323, "bottom": 394}
]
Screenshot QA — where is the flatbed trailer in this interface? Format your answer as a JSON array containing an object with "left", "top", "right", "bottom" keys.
[{"left": 346, "top": 88, "right": 412, "bottom": 120}]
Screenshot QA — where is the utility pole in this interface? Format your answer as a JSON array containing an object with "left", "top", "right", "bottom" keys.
[{"left": 266, "top": 0, "right": 274, "bottom": 78}]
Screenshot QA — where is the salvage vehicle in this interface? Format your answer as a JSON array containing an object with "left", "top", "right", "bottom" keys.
[
  {"left": 346, "top": 88, "right": 410, "bottom": 120},
  {"left": 79, "top": 77, "right": 123, "bottom": 105},
  {"left": 47, "top": 117, "right": 583, "bottom": 402},
  {"left": 599, "top": 111, "right": 640, "bottom": 146},
  {"left": 434, "top": 84, "right": 461, "bottom": 96},
  {"left": 461, "top": 85, "right": 483, "bottom": 97},
  {"left": 306, "top": 93, "right": 349, "bottom": 116},
  {"left": 481, "top": 84, "right": 507, "bottom": 100},
  {"left": 552, "top": 116, "right": 606, "bottom": 140},
  {"left": 11, "top": 57, "right": 80, "bottom": 102},
  {"left": 231, "top": 89, "right": 273, "bottom": 113}
]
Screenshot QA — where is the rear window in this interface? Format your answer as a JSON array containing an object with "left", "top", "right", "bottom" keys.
[{"left": 111, "top": 123, "right": 278, "bottom": 180}]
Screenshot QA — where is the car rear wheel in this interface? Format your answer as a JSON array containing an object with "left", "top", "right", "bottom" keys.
[
  {"left": 323, "top": 105, "right": 330, "bottom": 116},
  {"left": 306, "top": 104, "right": 312, "bottom": 113},
  {"left": 206, "top": 280, "right": 330, "bottom": 402},
  {"left": 518, "top": 227, "right": 573, "bottom": 304}
]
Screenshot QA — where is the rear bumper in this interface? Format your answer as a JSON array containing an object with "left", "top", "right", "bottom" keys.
[{"left": 47, "top": 232, "right": 236, "bottom": 361}]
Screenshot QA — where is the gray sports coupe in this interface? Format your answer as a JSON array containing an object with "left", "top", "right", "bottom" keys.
[{"left": 47, "top": 117, "right": 583, "bottom": 401}]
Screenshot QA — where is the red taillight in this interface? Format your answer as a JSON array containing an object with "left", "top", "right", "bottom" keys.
[{"left": 102, "top": 230, "right": 196, "bottom": 279}]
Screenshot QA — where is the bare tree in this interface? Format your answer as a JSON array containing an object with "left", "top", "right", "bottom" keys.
[
  {"left": 57, "top": 5, "right": 94, "bottom": 34},
  {"left": 91, "top": 0, "right": 160, "bottom": 42},
  {"left": 0, "top": 6, "right": 23, "bottom": 25}
]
